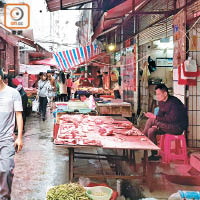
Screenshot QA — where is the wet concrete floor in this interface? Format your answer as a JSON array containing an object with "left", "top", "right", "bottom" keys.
[
  {"left": 11, "top": 111, "right": 69, "bottom": 200},
  {"left": 11, "top": 110, "right": 115, "bottom": 200}
]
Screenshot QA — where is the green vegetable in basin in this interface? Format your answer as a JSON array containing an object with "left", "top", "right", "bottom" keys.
[{"left": 46, "top": 183, "right": 91, "bottom": 200}]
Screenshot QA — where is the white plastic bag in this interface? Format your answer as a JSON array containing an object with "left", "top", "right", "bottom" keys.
[{"left": 32, "top": 100, "right": 39, "bottom": 112}]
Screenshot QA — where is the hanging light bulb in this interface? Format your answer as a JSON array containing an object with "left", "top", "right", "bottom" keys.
[{"left": 107, "top": 43, "right": 116, "bottom": 52}]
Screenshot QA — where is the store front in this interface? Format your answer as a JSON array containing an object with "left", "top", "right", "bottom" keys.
[
  {"left": 185, "top": 1, "right": 200, "bottom": 148},
  {"left": 136, "top": 0, "right": 200, "bottom": 148},
  {"left": 138, "top": 35, "right": 174, "bottom": 113},
  {"left": 0, "top": 36, "right": 18, "bottom": 75}
]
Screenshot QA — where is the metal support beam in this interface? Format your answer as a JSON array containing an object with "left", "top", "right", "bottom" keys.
[
  {"left": 174, "top": 0, "right": 177, "bottom": 10},
  {"left": 60, "top": 0, "right": 96, "bottom": 10},
  {"left": 105, "top": 16, "right": 125, "bottom": 21},
  {"left": 62, "top": 7, "right": 103, "bottom": 10}
]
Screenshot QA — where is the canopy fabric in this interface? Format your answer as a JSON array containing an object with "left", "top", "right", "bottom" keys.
[
  {"left": 92, "top": 0, "right": 146, "bottom": 41},
  {"left": 29, "top": 58, "right": 59, "bottom": 67},
  {"left": 53, "top": 44, "right": 101, "bottom": 71},
  {"left": 19, "top": 64, "right": 51, "bottom": 75}
]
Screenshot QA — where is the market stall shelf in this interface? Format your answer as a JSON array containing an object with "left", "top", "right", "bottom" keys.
[
  {"left": 54, "top": 101, "right": 95, "bottom": 115},
  {"left": 76, "top": 87, "right": 112, "bottom": 97},
  {"left": 54, "top": 115, "right": 159, "bottom": 192},
  {"left": 96, "top": 102, "right": 132, "bottom": 117}
]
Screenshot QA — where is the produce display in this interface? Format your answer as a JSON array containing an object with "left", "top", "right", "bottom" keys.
[
  {"left": 77, "top": 87, "right": 112, "bottom": 95},
  {"left": 46, "top": 183, "right": 91, "bottom": 200},
  {"left": 55, "top": 115, "right": 144, "bottom": 145}
]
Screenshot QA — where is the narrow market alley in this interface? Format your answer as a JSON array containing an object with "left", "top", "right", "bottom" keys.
[
  {"left": 11, "top": 110, "right": 69, "bottom": 200},
  {"left": 0, "top": 0, "right": 200, "bottom": 200}
]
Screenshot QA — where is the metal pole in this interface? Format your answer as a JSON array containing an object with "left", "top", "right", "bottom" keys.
[
  {"left": 132, "top": 0, "right": 135, "bottom": 13},
  {"left": 60, "top": 0, "right": 63, "bottom": 10}
]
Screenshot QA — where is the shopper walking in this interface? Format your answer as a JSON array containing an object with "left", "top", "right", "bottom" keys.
[
  {"left": 58, "top": 72, "right": 67, "bottom": 102},
  {"left": 37, "top": 73, "right": 49, "bottom": 121},
  {"left": 37, "top": 72, "right": 43, "bottom": 115},
  {"left": 66, "top": 73, "right": 72, "bottom": 101},
  {"left": 12, "top": 78, "right": 28, "bottom": 132},
  {"left": 47, "top": 70, "right": 56, "bottom": 112},
  {"left": 0, "top": 68, "right": 23, "bottom": 200}
]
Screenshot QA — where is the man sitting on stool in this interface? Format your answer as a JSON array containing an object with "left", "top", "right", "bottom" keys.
[{"left": 143, "top": 84, "right": 188, "bottom": 161}]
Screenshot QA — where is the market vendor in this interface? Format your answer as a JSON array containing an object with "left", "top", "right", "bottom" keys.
[
  {"left": 73, "top": 78, "right": 80, "bottom": 99},
  {"left": 94, "top": 70, "right": 103, "bottom": 88},
  {"left": 113, "top": 82, "right": 121, "bottom": 99},
  {"left": 143, "top": 84, "right": 188, "bottom": 161}
]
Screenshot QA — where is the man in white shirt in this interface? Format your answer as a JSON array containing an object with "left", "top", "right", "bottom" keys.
[{"left": 0, "top": 68, "right": 23, "bottom": 200}]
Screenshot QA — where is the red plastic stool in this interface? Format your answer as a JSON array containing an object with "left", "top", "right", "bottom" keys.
[{"left": 159, "top": 133, "right": 188, "bottom": 164}]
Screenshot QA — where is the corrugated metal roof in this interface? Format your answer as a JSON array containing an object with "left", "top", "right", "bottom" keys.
[{"left": 45, "top": 0, "right": 92, "bottom": 12}]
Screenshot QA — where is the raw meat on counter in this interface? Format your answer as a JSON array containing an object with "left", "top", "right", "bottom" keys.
[
  {"left": 55, "top": 115, "right": 143, "bottom": 146},
  {"left": 99, "top": 127, "right": 114, "bottom": 136}
]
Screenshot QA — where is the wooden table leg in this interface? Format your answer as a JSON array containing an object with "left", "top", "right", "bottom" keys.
[
  {"left": 130, "top": 150, "right": 136, "bottom": 171},
  {"left": 143, "top": 150, "right": 153, "bottom": 192},
  {"left": 68, "top": 148, "right": 74, "bottom": 182},
  {"left": 123, "top": 149, "right": 126, "bottom": 157},
  {"left": 143, "top": 150, "right": 148, "bottom": 182},
  {"left": 122, "top": 149, "right": 128, "bottom": 161}
]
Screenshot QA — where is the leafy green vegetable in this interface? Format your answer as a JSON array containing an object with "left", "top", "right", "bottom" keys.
[{"left": 46, "top": 183, "right": 91, "bottom": 200}]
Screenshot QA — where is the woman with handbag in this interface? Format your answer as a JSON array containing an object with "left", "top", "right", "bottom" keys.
[
  {"left": 58, "top": 72, "right": 67, "bottom": 102},
  {"left": 47, "top": 71, "right": 56, "bottom": 112},
  {"left": 37, "top": 73, "right": 50, "bottom": 121}
]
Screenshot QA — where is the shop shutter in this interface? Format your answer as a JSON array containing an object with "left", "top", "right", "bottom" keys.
[
  {"left": 187, "top": 0, "right": 200, "bottom": 148},
  {"left": 137, "top": 0, "right": 174, "bottom": 45},
  {"left": 138, "top": 16, "right": 173, "bottom": 45},
  {"left": 186, "top": 0, "right": 200, "bottom": 26},
  {"left": 138, "top": 0, "right": 174, "bottom": 31}
]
